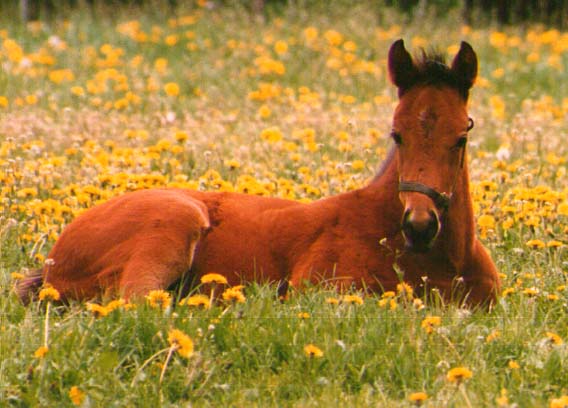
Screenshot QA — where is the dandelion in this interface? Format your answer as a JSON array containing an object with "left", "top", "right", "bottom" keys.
[
  {"left": 545, "top": 332, "right": 563, "bottom": 345},
  {"left": 34, "top": 346, "right": 48, "bottom": 358},
  {"left": 258, "top": 104, "right": 272, "bottom": 119},
  {"left": 181, "top": 294, "right": 211, "bottom": 309},
  {"left": 397, "top": 282, "right": 414, "bottom": 300},
  {"left": 341, "top": 294, "right": 363, "bottom": 305},
  {"left": 10, "top": 272, "right": 24, "bottom": 280},
  {"left": 200, "top": 273, "right": 228, "bottom": 285},
  {"left": 86, "top": 302, "right": 109, "bottom": 318},
  {"left": 421, "top": 316, "right": 441, "bottom": 334},
  {"left": 502, "top": 288, "right": 515, "bottom": 297},
  {"left": 174, "top": 131, "right": 188, "bottom": 143},
  {"left": 298, "top": 312, "right": 310, "bottom": 319},
  {"left": 550, "top": 395, "right": 568, "bottom": 408},
  {"left": 496, "top": 389, "right": 509, "bottom": 407},
  {"left": 522, "top": 287, "right": 539, "bottom": 297},
  {"left": 105, "top": 299, "right": 126, "bottom": 312},
  {"left": 68, "top": 386, "right": 85, "bottom": 406},
  {"left": 408, "top": 391, "right": 428, "bottom": 405},
  {"left": 508, "top": 360, "right": 520, "bottom": 369},
  {"left": 164, "top": 82, "right": 180, "bottom": 97},
  {"left": 146, "top": 290, "right": 172, "bottom": 310},
  {"left": 304, "top": 344, "right": 324, "bottom": 358},
  {"left": 159, "top": 328, "right": 194, "bottom": 384},
  {"left": 446, "top": 367, "right": 473, "bottom": 384},
  {"left": 38, "top": 286, "right": 60, "bottom": 302},
  {"left": 486, "top": 330, "right": 501, "bottom": 343},
  {"left": 526, "top": 239, "right": 546, "bottom": 249},
  {"left": 222, "top": 287, "right": 246, "bottom": 303},
  {"left": 325, "top": 297, "right": 339, "bottom": 305},
  {"left": 167, "top": 329, "right": 194, "bottom": 359},
  {"left": 274, "top": 40, "right": 288, "bottom": 55}
]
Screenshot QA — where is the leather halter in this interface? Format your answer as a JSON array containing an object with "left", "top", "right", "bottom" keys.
[{"left": 397, "top": 117, "right": 474, "bottom": 212}]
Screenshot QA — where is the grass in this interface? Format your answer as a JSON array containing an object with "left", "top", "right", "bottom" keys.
[{"left": 1, "top": 1, "right": 567, "bottom": 406}]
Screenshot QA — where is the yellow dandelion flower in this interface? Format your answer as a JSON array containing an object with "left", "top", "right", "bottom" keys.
[
  {"left": 548, "top": 294, "right": 560, "bottom": 301},
  {"left": 70, "top": 86, "right": 85, "bottom": 96},
  {"left": 146, "top": 290, "right": 172, "bottom": 310},
  {"left": 38, "top": 286, "right": 60, "bottom": 302},
  {"left": 174, "top": 131, "right": 188, "bottom": 143},
  {"left": 68, "top": 386, "right": 85, "bottom": 406},
  {"left": 486, "top": 330, "right": 501, "bottom": 343},
  {"left": 381, "top": 291, "right": 396, "bottom": 299},
  {"left": 508, "top": 360, "right": 520, "bottom": 369},
  {"left": 547, "top": 240, "right": 563, "bottom": 248},
  {"left": 11, "top": 272, "right": 25, "bottom": 280},
  {"left": 86, "top": 303, "right": 109, "bottom": 318},
  {"left": 105, "top": 299, "right": 126, "bottom": 312},
  {"left": 550, "top": 396, "right": 568, "bottom": 408},
  {"left": 446, "top": 367, "right": 473, "bottom": 383},
  {"left": 545, "top": 332, "right": 563, "bottom": 345},
  {"left": 421, "top": 316, "right": 442, "bottom": 334},
  {"left": 502, "top": 287, "right": 515, "bottom": 297},
  {"left": 164, "top": 82, "right": 180, "bottom": 97},
  {"left": 181, "top": 294, "right": 211, "bottom": 309},
  {"left": 258, "top": 104, "right": 272, "bottom": 119},
  {"left": 478, "top": 214, "right": 496, "bottom": 229},
  {"left": 200, "top": 273, "right": 228, "bottom": 285},
  {"left": 298, "top": 312, "right": 310, "bottom": 319},
  {"left": 222, "top": 287, "right": 246, "bottom": 303},
  {"left": 303, "top": 344, "right": 324, "bottom": 358},
  {"left": 522, "top": 287, "right": 539, "bottom": 297},
  {"left": 397, "top": 282, "right": 414, "bottom": 299},
  {"left": 34, "top": 346, "right": 48, "bottom": 358},
  {"left": 496, "top": 389, "right": 509, "bottom": 407},
  {"left": 341, "top": 294, "right": 364, "bottom": 305},
  {"left": 408, "top": 391, "right": 428, "bottom": 404},
  {"left": 526, "top": 239, "right": 546, "bottom": 249},
  {"left": 325, "top": 297, "right": 339, "bottom": 305},
  {"left": 274, "top": 40, "right": 288, "bottom": 55},
  {"left": 167, "top": 329, "right": 194, "bottom": 358}
]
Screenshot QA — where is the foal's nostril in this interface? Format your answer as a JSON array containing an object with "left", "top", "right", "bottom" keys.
[{"left": 401, "top": 209, "right": 440, "bottom": 251}]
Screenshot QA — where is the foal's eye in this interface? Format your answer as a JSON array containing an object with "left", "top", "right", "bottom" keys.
[
  {"left": 454, "top": 136, "right": 467, "bottom": 149},
  {"left": 391, "top": 131, "right": 402, "bottom": 145}
]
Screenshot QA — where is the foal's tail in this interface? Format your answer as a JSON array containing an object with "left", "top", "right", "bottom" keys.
[{"left": 15, "top": 269, "right": 44, "bottom": 305}]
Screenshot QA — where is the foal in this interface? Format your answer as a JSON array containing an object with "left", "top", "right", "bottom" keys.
[{"left": 17, "top": 39, "right": 501, "bottom": 306}]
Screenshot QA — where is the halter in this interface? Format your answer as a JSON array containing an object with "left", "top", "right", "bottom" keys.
[{"left": 398, "top": 117, "right": 474, "bottom": 213}]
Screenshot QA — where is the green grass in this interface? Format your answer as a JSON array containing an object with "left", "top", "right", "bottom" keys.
[{"left": 1, "top": 1, "right": 568, "bottom": 406}]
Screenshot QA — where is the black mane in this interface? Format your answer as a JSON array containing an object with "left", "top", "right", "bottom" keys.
[{"left": 410, "top": 50, "right": 470, "bottom": 99}]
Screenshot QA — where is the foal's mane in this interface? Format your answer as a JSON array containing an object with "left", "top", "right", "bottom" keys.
[
  {"left": 372, "top": 146, "right": 396, "bottom": 182},
  {"left": 411, "top": 49, "right": 471, "bottom": 99}
]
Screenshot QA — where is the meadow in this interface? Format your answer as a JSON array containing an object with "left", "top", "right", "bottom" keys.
[{"left": 0, "top": 1, "right": 567, "bottom": 406}]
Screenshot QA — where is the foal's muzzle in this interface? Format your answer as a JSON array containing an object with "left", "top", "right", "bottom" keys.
[{"left": 401, "top": 208, "right": 440, "bottom": 252}]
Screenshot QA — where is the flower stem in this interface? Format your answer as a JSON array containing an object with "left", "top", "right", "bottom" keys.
[
  {"left": 44, "top": 301, "right": 50, "bottom": 348},
  {"left": 159, "top": 345, "right": 176, "bottom": 385},
  {"left": 459, "top": 384, "right": 473, "bottom": 408}
]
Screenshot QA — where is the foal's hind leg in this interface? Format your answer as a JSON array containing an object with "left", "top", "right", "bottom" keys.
[{"left": 119, "top": 230, "right": 203, "bottom": 300}]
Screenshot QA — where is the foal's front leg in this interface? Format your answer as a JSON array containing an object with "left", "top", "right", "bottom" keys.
[{"left": 462, "top": 240, "right": 501, "bottom": 306}]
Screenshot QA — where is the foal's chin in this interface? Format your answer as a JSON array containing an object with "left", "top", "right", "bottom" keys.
[{"left": 402, "top": 233, "right": 438, "bottom": 253}]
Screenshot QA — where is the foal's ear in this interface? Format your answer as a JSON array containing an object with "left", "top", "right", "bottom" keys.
[
  {"left": 451, "top": 41, "right": 478, "bottom": 91},
  {"left": 388, "top": 39, "right": 417, "bottom": 90}
]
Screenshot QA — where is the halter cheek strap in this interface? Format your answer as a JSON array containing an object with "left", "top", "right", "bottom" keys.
[{"left": 399, "top": 181, "right": 451, "bottom": 211}]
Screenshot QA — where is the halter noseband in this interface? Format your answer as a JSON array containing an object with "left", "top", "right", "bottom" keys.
[
  {"left": 397, "top": 117, "right": 474, "bottom": 212},
  {"left": 399, "top": 181, "right": 451, "bottom": 211}
]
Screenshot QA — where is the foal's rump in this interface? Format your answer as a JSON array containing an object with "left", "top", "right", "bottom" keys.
[{"left": 18, "top": 189, "right": 210, "bottom": 301}]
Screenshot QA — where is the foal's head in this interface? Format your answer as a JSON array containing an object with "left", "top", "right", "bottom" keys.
[{"left": 388, "top": 39, "right": 477, "bottom": 252}]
